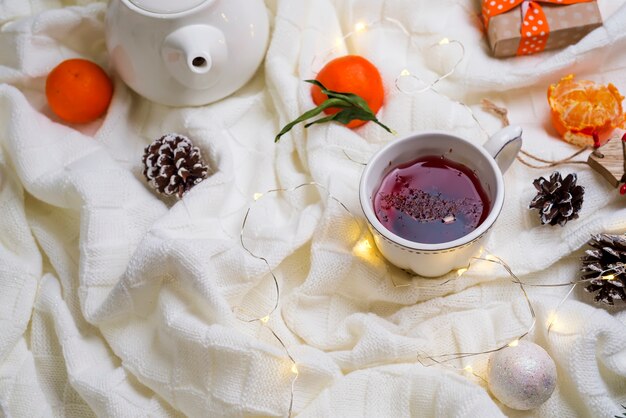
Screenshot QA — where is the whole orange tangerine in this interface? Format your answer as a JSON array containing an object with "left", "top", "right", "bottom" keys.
[
  {"left": 548, "top": 74, "right": 625, "bottom": 147},
  {"left": 311, "top": 55, "right": 384, "bottom": 129},
  {"left": 46, "top": 58, "right": 113, "bottom": 124}
]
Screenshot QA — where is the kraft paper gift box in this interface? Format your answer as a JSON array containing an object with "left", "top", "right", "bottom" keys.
[{"left": 483, "top": 0, "right": 603, "bottom": 58}]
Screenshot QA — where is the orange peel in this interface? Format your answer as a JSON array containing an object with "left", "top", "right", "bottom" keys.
[{"left": 548, "top": 74, "right": 625, "bottom": 147}]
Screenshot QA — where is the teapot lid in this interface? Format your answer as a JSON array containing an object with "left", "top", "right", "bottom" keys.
[{"left": 129, "top": 0, "right": 208, "bottom": 14}]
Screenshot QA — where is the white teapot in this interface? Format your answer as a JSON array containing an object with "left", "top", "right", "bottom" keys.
[{"left": 105, "top": 0, "right": 269, "bottom": 106}]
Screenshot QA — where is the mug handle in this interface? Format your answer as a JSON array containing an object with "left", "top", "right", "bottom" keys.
[{"left": 483, "top": 125, "right": 523, "bottom": 173}]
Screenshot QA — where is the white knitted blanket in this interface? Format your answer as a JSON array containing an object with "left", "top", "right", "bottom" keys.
[{"left": 1, "top": 0, "right": 625, "bottom": 417}]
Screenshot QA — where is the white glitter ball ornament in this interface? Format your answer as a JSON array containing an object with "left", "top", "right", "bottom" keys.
[{"left": 487, "top": 341, "right": 557, "bottom": 410}]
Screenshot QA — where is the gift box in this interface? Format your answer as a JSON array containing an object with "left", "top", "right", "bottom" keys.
[{"left": 482, "top": 0, "right": 603, "bottom": 58}]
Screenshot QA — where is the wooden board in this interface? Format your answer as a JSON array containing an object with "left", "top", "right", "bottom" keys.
[{"left": 588, "top": 139, "right": 626, "bottom": 188}]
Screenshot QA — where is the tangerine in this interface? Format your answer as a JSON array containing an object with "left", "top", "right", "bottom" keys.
[
  {"left": 311, "top": 55, "right": 384, "bottom": 129},
  {"left": 46, "top": 58, "right": 113, "bottom": 124},
  {"left": 548, "top": 74, "right": 625, "bottom": 147}
]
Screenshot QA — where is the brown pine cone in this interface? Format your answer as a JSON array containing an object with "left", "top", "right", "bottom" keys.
[
  {"left": 142, "top": 133, "right": 210, "bottom": 198},
  {"left": 529, "top": 172, "right": 584, "bottom": 226},
  {"left": 581, "top": 234, "right": 626, "bottom": 305}
]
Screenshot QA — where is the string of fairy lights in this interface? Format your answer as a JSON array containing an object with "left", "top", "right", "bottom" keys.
[
  {"left": 237, "top": 183, "right": 622, "bottom": 416},
  {"left": 311, "top": 17, "right": 490, "bottom": 140},
  {"left": 236, "top": 182, "right": 364, "bottom": 417},
  {"left": 233, "top": 17, "right": 624, "bottom": 417}
]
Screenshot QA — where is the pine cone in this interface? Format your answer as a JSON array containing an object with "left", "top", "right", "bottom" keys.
[
  {"left": 581, "top": 234, "right": 626, "bottom": 305},
  {"left": 142, "top": 133, "right": 210, "bottom": 198},
  {"left": 529, "top": 172, "right": 584, "bottom": 226}
]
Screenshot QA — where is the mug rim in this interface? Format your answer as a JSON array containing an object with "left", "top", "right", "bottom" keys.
[{"left": 359, "top": 131, "right": 505, "bottom": 252}]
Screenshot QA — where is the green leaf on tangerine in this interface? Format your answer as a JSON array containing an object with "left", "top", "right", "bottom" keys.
[{"left": 274, "top": 80, "right": 394, "bottom": 142}]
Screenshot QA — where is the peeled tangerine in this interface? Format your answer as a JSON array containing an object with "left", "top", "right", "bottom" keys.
[{"left": 548, "top": 74, "right": 625, "bottom": 147}]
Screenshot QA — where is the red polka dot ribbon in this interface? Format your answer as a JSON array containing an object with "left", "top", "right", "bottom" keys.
[{"left": 482, "top": 0, "right": 595, "bottom": 56}]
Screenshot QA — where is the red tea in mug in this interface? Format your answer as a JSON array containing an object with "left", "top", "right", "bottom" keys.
[{"left": 374, "top": 155, "right": 490, "bottom": 244}]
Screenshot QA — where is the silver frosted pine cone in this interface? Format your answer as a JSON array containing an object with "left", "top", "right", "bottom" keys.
[
  {"left": 142, "top": 133, "right": 210, "bottom": 199},
  {"left": 582, "top": 234, "right": 626, "bottom": 305},
  {"left": 529, "top": 172, "right": 584, "bottom": 226}
]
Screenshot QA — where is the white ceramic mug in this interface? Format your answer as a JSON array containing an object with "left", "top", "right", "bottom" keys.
[{"left": 359, "top": 126, "right": 523, "bottom": 277}]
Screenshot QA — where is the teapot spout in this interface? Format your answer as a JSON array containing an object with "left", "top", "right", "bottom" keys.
[
  {"left": 188, "top": 53, "right": 212, "bottom": 74},
  {"left": 161, "top": 25, "right": 227, "bottom": 90}
]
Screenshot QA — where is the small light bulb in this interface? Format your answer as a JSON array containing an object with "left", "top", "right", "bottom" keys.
[
  {"left": 260, "top": 315, "right": 270, "bottom": 324},
  {"left": 439, "top": 38, "right": 450, "bottom": 45},
  {"left": 253, "top": 193, "right": 263, "bottom": 201},
  {"left": 463, "top": 365, "right": 473, "bottom": 373},
  {"left": 457, "top": 268, "right": 468, "bottom": 277},
  {"left": 508, "top": 339, "right": 519, "bottom": 347},
  {"left": 291, "top": 364, "right": 299, "bottom": 375},
  {"left": 603, "top": 274, "right": 616, "bottom": 281},
  {"left": 547, "top": 313, "right": 558, "bottom": 329},
  {"left": 354, "top": 239, "right": 374, "bottom": 259},
  {"left": 400, "top": 69, "right": 411, "bottom": 77},
  {"left": 355, "top": 22, "right": 367, "bottom": 33}
]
